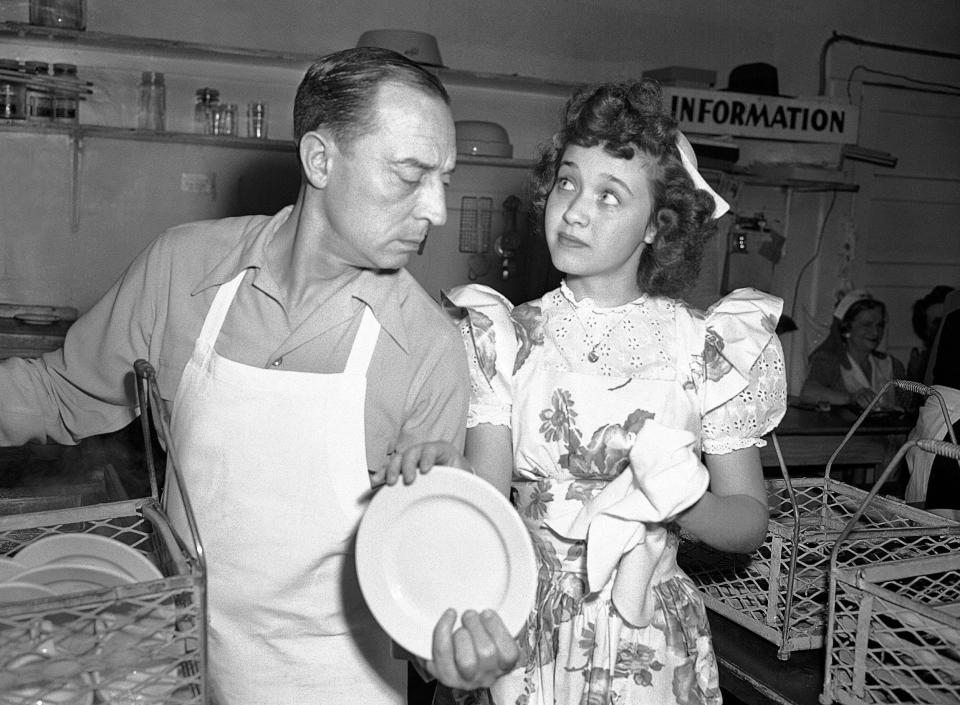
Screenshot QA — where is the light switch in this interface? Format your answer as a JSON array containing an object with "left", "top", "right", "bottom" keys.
[{"left": 180, "top": 173, "right": 216, "bottom": 199}]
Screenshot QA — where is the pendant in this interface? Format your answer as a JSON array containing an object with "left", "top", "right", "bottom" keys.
[{"left": 588, "top": 347, "right": 600, "bottom": 363}]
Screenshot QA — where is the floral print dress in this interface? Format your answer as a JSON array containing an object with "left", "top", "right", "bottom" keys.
[{"left": 440, "top": 281, "right": 787, "bottom": 705}]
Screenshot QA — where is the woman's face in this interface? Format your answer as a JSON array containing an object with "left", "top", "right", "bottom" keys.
[
  {"left": 846, "top": 307, "right": 885, "bottom": 355},
  {"left": 544, "top": 143, "right": 657, "bottom": 291}
]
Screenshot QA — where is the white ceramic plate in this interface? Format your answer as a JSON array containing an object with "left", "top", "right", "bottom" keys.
[
  {"left": 13, "top": 312, "right": 60, "bottom": 326},
  {"left": 15, "top": 534, "right": 163, "bottom": 583},
  {"left": 10, "top": 562, "right": 135, "bottom": 596},
  {"left": 355, "top": 466, "right": 537, "bottom": 660},
  {"left": 0, "top": 581, "right": 57, "bottom": 604},
  {"left": 0, "top": 557, "right": 27, "bottom": 582}
]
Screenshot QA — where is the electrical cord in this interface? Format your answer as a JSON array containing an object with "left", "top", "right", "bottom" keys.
[
  {"left": 789, "top": 189, "right": 839, "bottom": 322},
  {"left": 846, "top": 64, "right": 960, "bottom": 101}
]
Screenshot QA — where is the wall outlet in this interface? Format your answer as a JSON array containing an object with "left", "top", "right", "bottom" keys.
[{"left": 180, "top": 173, "right": 216, "bottom": 199}]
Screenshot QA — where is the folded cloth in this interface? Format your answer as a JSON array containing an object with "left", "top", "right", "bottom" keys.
[{"left": 545, "top": 420, "right": 710, "bottom": 626}]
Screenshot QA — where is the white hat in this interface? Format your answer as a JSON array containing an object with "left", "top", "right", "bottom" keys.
[
  {"left": 834, "top": 289, "right": 872, "bottom": 320},
  {"left": 676, "top": 132, "right": 730, "bottom": 220}
]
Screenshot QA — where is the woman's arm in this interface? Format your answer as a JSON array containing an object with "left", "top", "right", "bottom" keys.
[
  {"left": 675, "top": 446, "right": 769, "bottom": 553},
  {"left": 464, "top": 422, "right": 514, "bottom": 498},
  {"left": 800, "top": 349, "right": 859, "bottom": 406},
  {"left": 800, "top": 377, "right": 854, "bottom": 406}
]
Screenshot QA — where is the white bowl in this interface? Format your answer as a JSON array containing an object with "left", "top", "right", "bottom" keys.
[
  {"left": 356, "top": 30, "right": 444, "bottom": 67},
  {"left": 455, "top": 121, "right": 513, "bottom": 158}
]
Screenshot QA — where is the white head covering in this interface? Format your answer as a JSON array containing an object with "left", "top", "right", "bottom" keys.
[
  {"left": 834, "top": 288, "right": 873, "bottom": 320},
  {"left": 676, "top": 132, "right": 730, "bottom": 220}
]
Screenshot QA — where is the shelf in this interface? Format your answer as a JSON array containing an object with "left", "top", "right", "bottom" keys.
[
  {"left": 0, "top": 122, "right": 538, "bottom": 167},
  {"left": 0, "top": 22, "right": 583, "bottom": 97},
  {"left": 737, "top": 164, "right": 859, "bottom": 193}
]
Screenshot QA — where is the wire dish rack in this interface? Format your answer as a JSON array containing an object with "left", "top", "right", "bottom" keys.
[
  {"left": 0, "top": 360, "right": 208, "bottom": 704},
  {"left": 678, "top": 380, "right": 960, "bottom": 660},
  {"left": 821, "top": 438, "right": 960, "bottom": 705}
]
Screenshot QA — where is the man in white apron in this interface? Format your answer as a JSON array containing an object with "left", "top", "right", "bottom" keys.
[{"left": 0, "top": 47, "right": 519, "bottom": 703}]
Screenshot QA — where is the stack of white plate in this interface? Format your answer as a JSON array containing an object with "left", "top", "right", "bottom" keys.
[
  {"left": 0, "top": 534, "right": 162, "bottom": 603},
  {"left": 0, "top": 534, "right": 167, "bottom": 705}
]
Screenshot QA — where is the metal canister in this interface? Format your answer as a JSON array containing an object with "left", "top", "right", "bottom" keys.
[
  {"left": 24, "top": 61, "right": 53, "bottom": 122},
  {"left": 52, "top": 62, "right": 79, "bottom": 123}
]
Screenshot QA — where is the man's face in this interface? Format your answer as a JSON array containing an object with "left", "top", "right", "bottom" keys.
[{"left": 321, "top": 82, "right": 456, "bottom": 271}]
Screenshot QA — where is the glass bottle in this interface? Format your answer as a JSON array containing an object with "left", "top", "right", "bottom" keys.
[
  {"left": 0, "top": 59, "right": 26, "bottom": 123},
  {"left": 193, "top": 87, "right": 219, "bottom": 135},
  {"left": 138, "top": 71, "right": 165, "bottom": 131},
  {"left": 52, "top": 62, "right": 79, "bottom": 123},
  {"left": 24, "top": 61, "right": 52, "bottom": 123},
  {"left": 246, "top": 101, "right": 267, "bottom": 139}
]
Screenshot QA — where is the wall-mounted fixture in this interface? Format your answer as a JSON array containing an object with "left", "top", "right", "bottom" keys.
[{"left": 841, "top": 144, "right": 898, "bottom": 168}]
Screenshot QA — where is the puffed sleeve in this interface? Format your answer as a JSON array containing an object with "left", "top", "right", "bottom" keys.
[
  {"left": 700, "top": 288, "right": 788, "bottom": 454},
  {"left": 441, "top": 284, "right": 519, "bottom": 428}
]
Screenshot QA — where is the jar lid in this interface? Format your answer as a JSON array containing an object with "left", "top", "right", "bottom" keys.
[
  {"left": 142, "top": 71, "right": 164, "bottom": 84},
  {"left": 24, "top": 61, "right": 49, "bottom": 72},
  {"left": 53, "top": 63, "right": 78, "bottom": 74},
  {"left": 0, "top": 58, "right": 22, "bottom": 70}
]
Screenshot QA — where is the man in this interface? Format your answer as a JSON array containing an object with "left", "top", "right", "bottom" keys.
[{"left": 0, "top": 47, "right": 517, "bottom": 703}]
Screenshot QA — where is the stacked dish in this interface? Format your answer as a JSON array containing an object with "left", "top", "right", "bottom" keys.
[
  {"left": 1, "top": 534, "right": 162, "bottom": 601},
  {"left": 0, "top": 534, "right": 167, "bottom": 705}
]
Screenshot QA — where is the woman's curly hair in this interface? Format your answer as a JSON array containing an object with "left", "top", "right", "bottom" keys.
[{"left": 529, "top": 79, "right": 718, "bottom": 298}]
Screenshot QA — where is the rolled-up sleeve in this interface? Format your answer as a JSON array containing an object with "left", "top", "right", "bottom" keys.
[{"left": 0, "top": 240, "right": 162, "bottom": 445}]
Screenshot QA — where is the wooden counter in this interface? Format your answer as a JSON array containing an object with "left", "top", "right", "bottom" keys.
[{"left": 760, "top": 405, "right": 915, "bottom": 485}]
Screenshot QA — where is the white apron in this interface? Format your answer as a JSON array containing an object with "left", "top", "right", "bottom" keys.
[
  {"left": 905, "top": 384, "right": 960, "bottom": 503},
  {"left": 841, "top": 351, "right": 896, "bottom": 406},
  {"left": 163, "top": 271, "right": 404, "bottom": 704}
]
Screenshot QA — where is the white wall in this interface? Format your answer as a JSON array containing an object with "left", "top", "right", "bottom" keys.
[{"left": 3, "top": 0, "right": 960, "bottom": 393}]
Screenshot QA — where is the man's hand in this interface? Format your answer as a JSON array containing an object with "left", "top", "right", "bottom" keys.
[
  {"left": 371, "top": 441, "right": 471, "bottom": 487},
  {"left": 424, "top": 608, "right": 519, "bottom": 690}
]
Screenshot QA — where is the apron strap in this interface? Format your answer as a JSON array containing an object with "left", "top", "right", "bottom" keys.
[
  {"left": 196, "top": 270, "right": 248, "bottom": 350},
  {"left": 344, "top": 306, "right": 380, "bottom": 375}
]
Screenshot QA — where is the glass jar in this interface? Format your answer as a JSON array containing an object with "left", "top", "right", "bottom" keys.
[
  {"left": 0, "top": 59, "right": 26, "bottom": 123},
  {"left": 138, "top": 71, "right": 165, "bottom": 131},
  {"left": 29, "top": 0, "right": 85, "bottom": 30},
  {"left": 24, "top": 61, "right": 53, "bottom": 123},
  {"left": 194, "top": 87, "right": 219, "bottom": 135},
  {"left": 52, "top": 62, "right": 79, "bottom": 123},
  {"left": 211, "top": 103, "right": 237, "bottom": 137}
]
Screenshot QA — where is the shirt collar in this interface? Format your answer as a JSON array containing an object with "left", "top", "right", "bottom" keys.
[
  {"left": 351, "top": 269, "right": 411, "bottom": 353},
  {"left": 191, "top": 206, "right": 292, "bottom": 295},
  {"left": 190, "top": 206, "right": 411, "bottom": 352}
]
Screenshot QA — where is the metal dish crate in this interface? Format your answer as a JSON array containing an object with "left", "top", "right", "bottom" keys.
[
  {"left": 678, "top": 380, "right": 960, "bottom": 660},
  {"left": 821, "top": 439, "right": 960, "bottom": 705},
  {"left": 0, "top": 360, "right": 207, "bottom": 704}
]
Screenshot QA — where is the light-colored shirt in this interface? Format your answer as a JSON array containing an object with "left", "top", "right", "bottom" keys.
[{"left": 0, "top": 207, "right": 469, "bottom": 468}]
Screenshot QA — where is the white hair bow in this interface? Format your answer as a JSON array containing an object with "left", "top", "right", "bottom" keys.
[{"left": 676, "top": 132, "right": 730, "bottom": 220}]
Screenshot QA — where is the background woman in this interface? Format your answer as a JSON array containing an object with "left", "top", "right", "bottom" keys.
[
  {"left": 800, "top": 290, "right": 907, "bottom": 410},
  {"left": 907, "top": 284, "right": 954, "bottom": 382},
  {"left": 392, "top": 78, "right": 788, "bottom": 705}
]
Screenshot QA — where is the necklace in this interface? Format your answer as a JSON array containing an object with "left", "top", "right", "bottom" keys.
[{"left": 569, "top": 301, "right": 635, "bottom": 363}]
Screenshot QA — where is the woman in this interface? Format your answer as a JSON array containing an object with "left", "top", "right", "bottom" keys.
[
  {"left": 907, "top": 285, "right": 953, "bottom": 382},
  {"left": 800, "top": 290, "right": 906, "bottom": 410},
  {"left": 390, "top": 79, "right": 787, "bottom": 705},
  {"left": 905, "top": 294, "right": 960, "bottom": 519}
]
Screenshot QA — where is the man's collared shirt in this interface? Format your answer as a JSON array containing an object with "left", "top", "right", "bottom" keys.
[{"left": 0, "top": 207, "right": 468, "bottom": 468}]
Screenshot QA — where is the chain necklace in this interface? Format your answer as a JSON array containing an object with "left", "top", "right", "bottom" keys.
[{"left": 568, "top": 300, "right": 635, "bottom": 363}]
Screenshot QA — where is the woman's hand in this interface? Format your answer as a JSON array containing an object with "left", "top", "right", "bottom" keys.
[
  {"left": 425, "top": 608, "right": 519, "bottom": 690},
  {"left": 849, "top": 387, "right": 875, "bottom": 409},
  {"left": 371, "top": 441, "right": 471, "bottom": 487}
]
